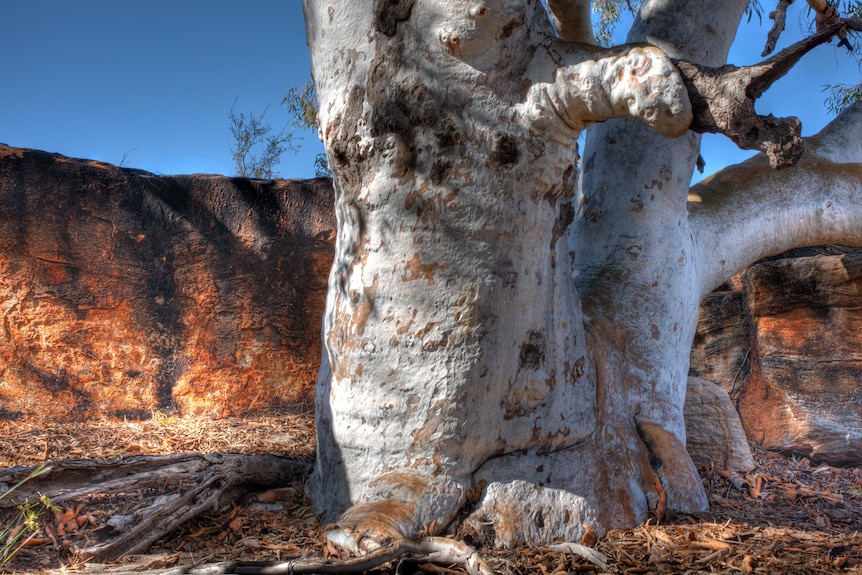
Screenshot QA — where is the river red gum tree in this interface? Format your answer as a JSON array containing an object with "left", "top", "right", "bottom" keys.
[{"left": 303, "top": 0, "right": 862, "bottom": 550}]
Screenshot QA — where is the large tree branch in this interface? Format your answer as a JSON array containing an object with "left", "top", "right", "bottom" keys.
[
  {"left": 546, "top": 0, "right": 596, "bottom": 43},
  {"left": 674, "top": 18, "right": 861, "bottom": 169},
  {"left": 689, "top": 101, "right": 862, "bottom": 297},
  {"left": 532, "top": 42, "right": 693, "bottom": 138}
]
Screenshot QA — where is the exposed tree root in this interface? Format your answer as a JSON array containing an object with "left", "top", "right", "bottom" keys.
[
  {"left": 0, "top": 453, "right": 307, "bottom": 563},
  {"left": 167, "top": 537, "right": 494, "bottom": 575},
  {"left": 675, "top": 17, "right": 861, "bottom": 168}
]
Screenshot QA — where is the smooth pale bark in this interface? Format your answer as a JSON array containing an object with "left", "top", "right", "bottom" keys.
[
  {"left": 570, "top": 0, "right": 749, "bottom": 527},
  {"left": 546, "top": 0, "right": 594, "bottom": 43},
  {"left": 691, "top": 101, "right": 862, "bottom": 296},
  {"left": 303, "top": 0, "right": 862, "bottom": 549}
]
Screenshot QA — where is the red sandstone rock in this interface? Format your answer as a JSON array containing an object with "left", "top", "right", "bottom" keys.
[
  {"left": 739, "top": 249, "right": 862, "bottom": 466},
  {"left": 690, "top": 247, "right": 862, "bottom": 466},
  {"left": 689, "top": 289, "right": 751, "bottom": 397},
  {"left": 0, "top": 144, "right": 334, "bottom": 420}
]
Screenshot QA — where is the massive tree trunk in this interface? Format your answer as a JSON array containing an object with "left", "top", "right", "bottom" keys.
[{"left": 304, "top": 0, "right": 862, "bottom": 549}]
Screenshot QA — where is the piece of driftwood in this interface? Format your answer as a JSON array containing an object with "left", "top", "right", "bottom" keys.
[{"left": 0, "top": 453, "right": 307, "bottom": 562}]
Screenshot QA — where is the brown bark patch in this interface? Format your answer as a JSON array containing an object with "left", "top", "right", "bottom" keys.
[
  {"left": 348, "top": 276, "right": 380, "bottom": 338},
  {"left": 401, "top": 253, "right": 449, "bottom": 285},
  {"left": 550, "top": 201, "right": 575, "bottom": 249},
  {"left": 373, "top": 0, "right": 416, "bottom": 37},
  {"left": 519, "top": 331, "right": 546, "bottom": 370},
  {"left": 490, "top": 133, "right": 520, "bottom": 165},
  {"left": 429, "top": 159, "right": 450, "bottom": 185},
  {"left": 327, "top": 85, "right": 366, "bottom": 193}
]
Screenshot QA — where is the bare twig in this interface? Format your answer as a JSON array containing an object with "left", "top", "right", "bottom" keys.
[
  {"left": 728, "top": 348, "right": 751, "bottom": 402},
  {"left": 763, "top": 0, "right": 795, "bottom": 56},
  {"left": 764, "top": 0, "right": 850, "bottom": 56}
]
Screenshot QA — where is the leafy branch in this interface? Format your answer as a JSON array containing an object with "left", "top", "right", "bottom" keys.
[
  {"left": 824, "top": 81, "right": 862, "bottom": 112},
  {"left": 283, "top": 82, "right": 330, "bottom": 177},
  {"left": 283, "top": 81, "right": 318, "bottom": 131},
  {"left": 228, "top": 101, "right": 298, "bottom": 179}
]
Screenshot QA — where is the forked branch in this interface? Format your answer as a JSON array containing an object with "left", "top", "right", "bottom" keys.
[
  {"left": 763, "top": 0, "right": 851, "bottom": 56},
  {"left": 675, "top": 18, "right": 861, "bottom": 169}
]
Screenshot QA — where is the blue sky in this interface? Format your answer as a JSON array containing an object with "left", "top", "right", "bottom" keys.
[{"left": 1, "top": 2, "right": 858, "bottom": 181}]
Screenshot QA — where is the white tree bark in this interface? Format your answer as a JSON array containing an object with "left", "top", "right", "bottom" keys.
[
  {"left": 303, "top": 0, "right": 862, "bottom": 549},
  {"left": 546, "top": 0, "right": 594, "bottom": 43},
  {"left": 691, "top": 102, "right": 862, "bottom": 295},
  {"left": 567, "top": 0, "right": 749, "bottom": 531}
]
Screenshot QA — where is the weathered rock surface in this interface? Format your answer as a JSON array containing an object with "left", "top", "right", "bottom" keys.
[
  {"left": 0, "top": 144, "right": 333, "bottom": 420},
  {"left": 688, "top": 288, "right": 750, "bottom": 395},
  {"left": 684, "top": 376, "right": 754, "bottom": 472},
  {"left": 690, "top": 247, "right": 862, "bottom": 466}
]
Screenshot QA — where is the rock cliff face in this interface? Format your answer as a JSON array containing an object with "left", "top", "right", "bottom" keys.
[
  {"left": 0, "top": 144, "right": 333, "bottom": 420},
  {"left": 691, "top": 247, "right": 862, "bottom": 466}
]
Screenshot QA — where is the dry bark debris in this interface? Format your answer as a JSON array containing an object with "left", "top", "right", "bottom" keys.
[
  {"left": 0, "top": 412, "right": 316, "bottom": 469},
  {"left": 1, "top": 416, "right": 861, "bottom": 574}
]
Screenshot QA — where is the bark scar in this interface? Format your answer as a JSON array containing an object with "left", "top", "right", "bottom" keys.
[{"left": 374, "top": 0, "right": 416, "bottom": 37}]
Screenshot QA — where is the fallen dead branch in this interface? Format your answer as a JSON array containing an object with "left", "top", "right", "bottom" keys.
[
  {"left": 547, "top": 542, "right": 609, "bottom": 571},
  {"left": 0, "top": 453, "right": 308, "bottom": 563},
  {"left": 718, "top": 469, "right": 750, "bottom": 495},
  {"left": 167, "top": 537, "right": 494, "bottom": 575}
]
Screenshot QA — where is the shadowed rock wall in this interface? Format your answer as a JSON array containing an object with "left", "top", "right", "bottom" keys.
[
  {"left": 0, "top": 144, "right": 333, "bottom": 420},
  {"left": 691, "top": 247, "right": 862, "bottom": 466}
]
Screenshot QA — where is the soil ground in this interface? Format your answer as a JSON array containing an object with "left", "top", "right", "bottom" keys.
[{"left": 1, "top": 412, "right": 860, "bottom": 574}]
